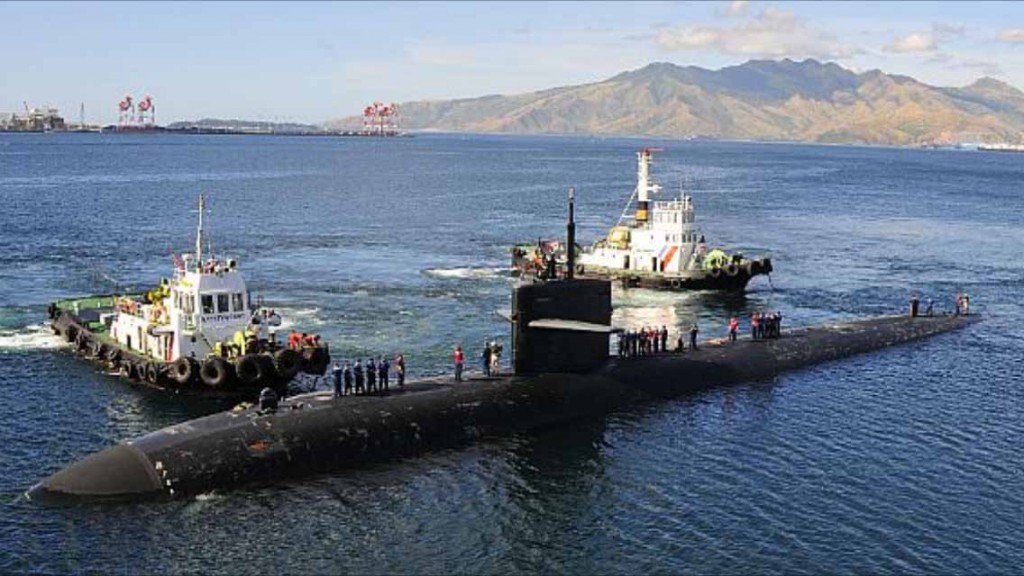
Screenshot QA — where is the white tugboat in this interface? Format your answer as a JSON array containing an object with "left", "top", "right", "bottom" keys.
[
  {"left": 511, "top": 148, "right": 772, "bottom": 290},
  {"left": 48, "top": 195, "right": 330, "bottom": 397}
]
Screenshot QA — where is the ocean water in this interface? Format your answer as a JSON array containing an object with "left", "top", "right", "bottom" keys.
[{"left": 0, "top": 133, "right": 1022, "bottom": 574}]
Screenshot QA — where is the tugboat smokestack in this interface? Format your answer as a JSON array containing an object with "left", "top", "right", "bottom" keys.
[{"left": 566, "top": 187, "right": 576, "bottom": 280}]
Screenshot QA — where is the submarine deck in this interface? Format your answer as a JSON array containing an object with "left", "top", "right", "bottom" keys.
[{"left": 30, "top": 313, "right": 976, "bottom": 501}]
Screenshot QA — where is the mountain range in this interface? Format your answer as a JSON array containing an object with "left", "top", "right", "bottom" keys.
[{"left": 326, "top": 59, "right": 1024, "bottom": 145}]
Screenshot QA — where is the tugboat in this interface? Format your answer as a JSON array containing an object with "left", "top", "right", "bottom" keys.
[
  {"left": 47, "top": 195, "right": 330, "bottom": 397},
  {"left": 511, "top": 148, "right": 772, "bottom": 290}
]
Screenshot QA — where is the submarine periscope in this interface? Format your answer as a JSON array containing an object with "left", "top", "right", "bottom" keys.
[{"left": 28, "top": 189, "right": 977, "bottom": 503}]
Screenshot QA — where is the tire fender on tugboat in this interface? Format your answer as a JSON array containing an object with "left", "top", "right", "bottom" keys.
[{"left": 200, "top": 357, "right": 235, "bottom": 389}]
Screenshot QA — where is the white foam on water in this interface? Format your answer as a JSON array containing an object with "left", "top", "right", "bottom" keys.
[
  {"left": 0, "top": 323, "right": 66, "bottom": 352},
  {"left": 272, "top": 306, "right": 325, "bottom": 331},
  {"left": 424, "top": 267, "right": 506, "bottom": 280}
]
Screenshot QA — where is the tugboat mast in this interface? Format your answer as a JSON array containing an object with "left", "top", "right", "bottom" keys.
[{"left": 195, "top": 194, "right": 205, "bottom": 272}]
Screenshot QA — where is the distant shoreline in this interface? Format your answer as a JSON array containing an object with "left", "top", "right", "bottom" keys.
[{"left": 0, "top": 128, "right": 994, "bottom": 151}]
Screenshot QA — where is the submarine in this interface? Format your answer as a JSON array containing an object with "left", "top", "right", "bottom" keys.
[{"left": 28, "top": 190, "right": 977, "bottom": 502}]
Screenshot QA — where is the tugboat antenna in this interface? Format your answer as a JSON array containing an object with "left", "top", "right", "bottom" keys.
[{"left": 195, "top": 194, "right": 205, "bottom": 272}]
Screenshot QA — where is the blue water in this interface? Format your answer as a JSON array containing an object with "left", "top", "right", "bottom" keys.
[{"left": 1, "top": 133, "right": 1022, "bottom": 574}]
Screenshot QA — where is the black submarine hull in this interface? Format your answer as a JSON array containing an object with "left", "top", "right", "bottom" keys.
[{"left": 28, "top": 313, "right": 974, "bottom": 502}]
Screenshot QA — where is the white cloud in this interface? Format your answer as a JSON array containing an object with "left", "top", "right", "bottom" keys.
[
  {"left": 657, "top": 8, "right": 860, "bottom": 59},
  {"left": 997, "top": 28, "right": 1024, "bottom": 43},
  {"left": 883, "top": 32, "right": 937, "bottom": 53},
  {"left": 720, "top": 1, "right": 749, "bottom": 18}
]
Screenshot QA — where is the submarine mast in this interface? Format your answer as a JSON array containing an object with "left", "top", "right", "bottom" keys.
[{"left": 566, "top": 187, "right": 576, "bottom": 280}]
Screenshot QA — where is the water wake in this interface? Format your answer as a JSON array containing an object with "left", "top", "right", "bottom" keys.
[
  {"left": 423, "top": 267, "right": 508, "bottom": 280},
  {"left": 0, "top": 323, "right": 65, "bottom": 352}
]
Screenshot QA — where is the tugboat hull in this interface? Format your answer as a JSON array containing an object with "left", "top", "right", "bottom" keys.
[
  {"left": 48, "top": 298, "right": 329, "bottom": 399},
  {"left": 511, "top": 253, "right": 773, "bottom": 291}
]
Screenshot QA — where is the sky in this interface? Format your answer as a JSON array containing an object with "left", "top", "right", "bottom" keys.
[{"left": 3, "top": 0, "right": 1024, "bottom": 125}]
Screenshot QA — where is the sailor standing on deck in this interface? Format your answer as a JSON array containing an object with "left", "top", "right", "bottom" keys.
[
  {"left": 689, "top": 323, "right": 699, "bottom": 351},
  {"left": 454, "top": 346, "right": 464, "bottom": 381},
  {"left": 482, "top": 342, "right": 492, "bottom": 376},
  {"left": 490, "top": 342, "right": 502, "bottom": 375},
  {"left": 660, "top": 326, "right": 668, "bottom": 353},
  {"left": 751, "top": 313, "right": 760, "bottom": 340},
  {"left": 343, "top": 361, "right": 353, "bottom": 396},
  {"left": 354, "top": 359, "right": 364, "bottom": 394},
  {"left": 728, "top": 317, "right": 739, "bottom": 342},
  {"left": 379, "top": 356, "right": 390, "bottom": 390},
  {"left": 331, "top": 362, "right": 342, "bottom": 398},
  {"left": 396, "top": 354, "right": 405, "bottom": 386},
  {"left": 366, "top": 358, "right": 377, "bottom": 392}
]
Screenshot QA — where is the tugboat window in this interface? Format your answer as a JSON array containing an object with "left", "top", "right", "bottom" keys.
[
  {"left": 201, "top": 295, "right": 214, "bottom": 314},
  {"left": 232, "top": 293, "right": 244, "bottom": 312},
  {"left": 217, "top": 294, "right": 229, "bottom": 313}
]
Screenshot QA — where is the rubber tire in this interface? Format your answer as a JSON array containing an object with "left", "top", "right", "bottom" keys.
[
  {"left": 257, "top": 354, "right": 277, "bottom": 384},
  {"left": 725, "top": 264, "right": 739, "bottom": 277},
  {"left": 144, "top": 362, "right": 159, "bottom": 385},
  {"left": 235, "top": 354, "right": 265, "bottom": 387},
  {"left": 200, "top": 357, "right": 234, "bottom": 389},
  {"left": 273, "top": 349, "right": 301, "bottom": 381},
  {"left": 746, "top": 262, "right": 757, "bottom": 276},
  {"left": 709, "top": 268, "right": 721, "bottom": 279},
  {"left": 169, "top": 357, "right": 195, "bottom": 386},
  {"left": 304, "top": 347, "right": 329, "bottom": 376}
]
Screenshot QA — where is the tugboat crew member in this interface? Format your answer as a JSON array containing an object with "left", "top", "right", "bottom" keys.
[
  {"left": 728, "top": 317, "right": 739, "bottom": 342},
  {"left": 660, "top": 326, "right": 668, "bottom": 353},
  {"left": 689, "top": 323, "right": 699, "bottom": 351}
]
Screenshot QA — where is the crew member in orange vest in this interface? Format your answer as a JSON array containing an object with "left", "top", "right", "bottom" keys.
[{"left": 728, "top": 317, "right": 739, "bottom": 342}]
